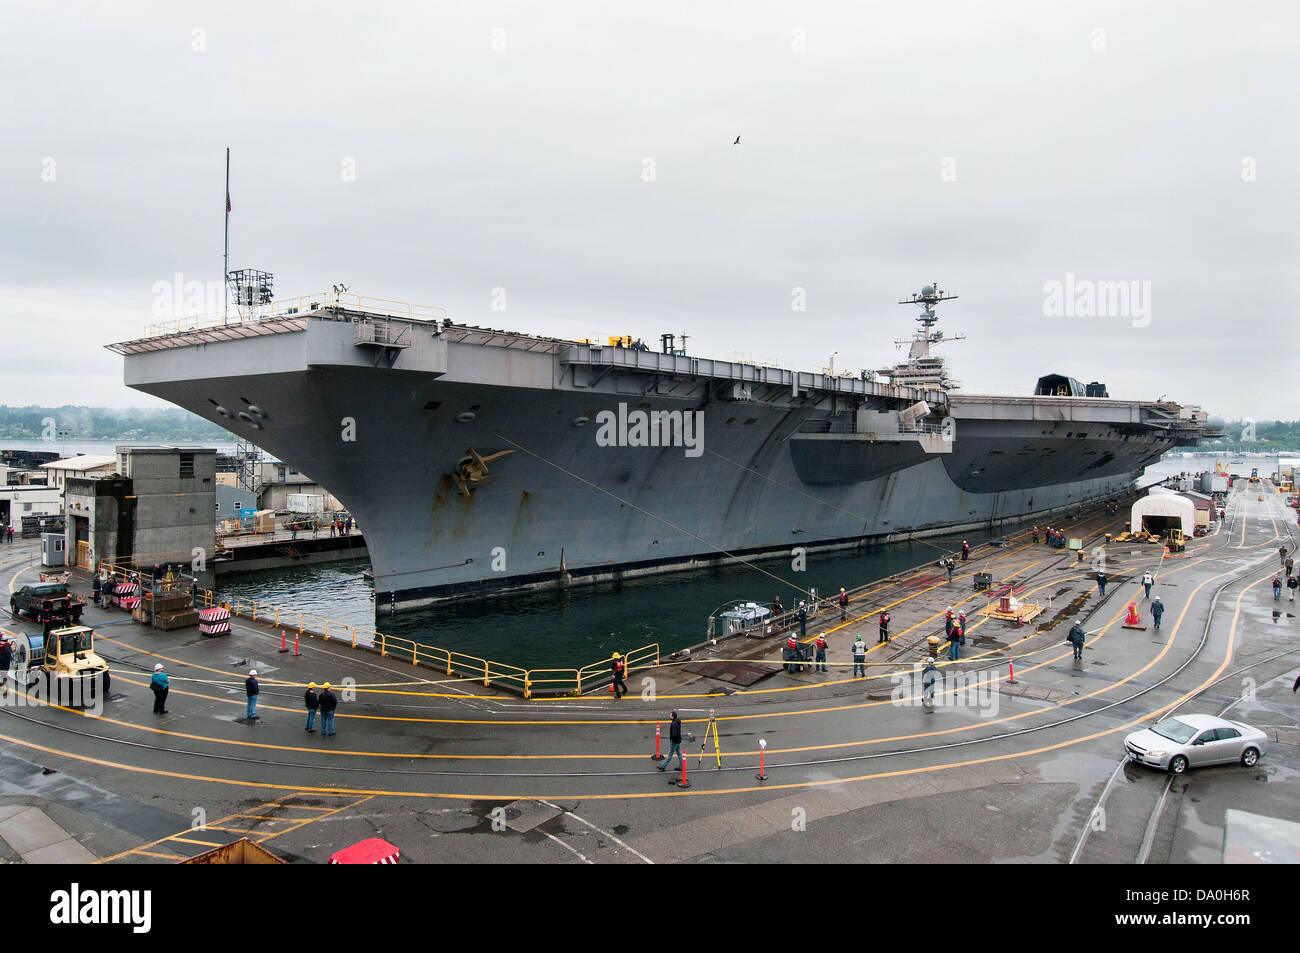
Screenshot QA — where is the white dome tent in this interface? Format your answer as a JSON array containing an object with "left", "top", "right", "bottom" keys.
[{"left": 1130, "top": 493, "right": 1196, "bottom": 537}]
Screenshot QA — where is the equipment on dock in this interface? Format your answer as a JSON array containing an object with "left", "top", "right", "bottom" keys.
[
  {"left": 182, "top": 837, "right": 287, "bottom": 865},
  {"left": 328, "top": 837, "right": 401, "bottom": 865},
  {"left": 973, "top": 572, "right": 992, "bottom": 591},
  {"left": 10, "top": 582, "right": 85, "bottom": 626},
  {"left": 7, "top": 625, "right": 110, "bottom": 705},
  {"left": 198, "top": 605, "right": 232, "bottom": 636},
  {"left": 1122, "top": 602, "right": 1148, "bottom": 631},
  {"left": 698, "top": 709, "right": 722, "bottom": 770},
  {"left": 983, "top": 593, "right": 1044, "bottom": 625}
]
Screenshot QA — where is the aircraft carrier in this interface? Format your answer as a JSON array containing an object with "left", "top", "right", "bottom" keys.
[{"left": 109, "top": 284, "right": 1219, "bottom": 614}]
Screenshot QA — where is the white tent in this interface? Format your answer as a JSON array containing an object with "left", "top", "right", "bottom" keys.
[{"left": 1130, "top": 493, "right": 1196, "bottom": 536}]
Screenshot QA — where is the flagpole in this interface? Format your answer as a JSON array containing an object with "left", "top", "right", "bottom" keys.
[{"left": 224, "top": 147, "right": 230, "bottom": 325}]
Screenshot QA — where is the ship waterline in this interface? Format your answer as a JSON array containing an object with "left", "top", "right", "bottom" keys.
[{"left": 112, "top": 295, "right": 1216, "bottom": 614}]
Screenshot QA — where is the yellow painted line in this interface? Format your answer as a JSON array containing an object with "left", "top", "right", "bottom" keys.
[
  {"left": 9, "top": 561, "right": 1263, "bottom": 805},
  {"left": 19, "top": 557, "right": 1213, "bottom": 767},
  {"left": 166, "top": 836, "right": 223, "bottom": 847},
  {"left": 122, "top": 849, "right": 189, "bottom": 860}
]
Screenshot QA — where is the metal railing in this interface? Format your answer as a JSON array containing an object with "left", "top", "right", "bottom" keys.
[
  {"left": 143, "top": 291, "right": 448, "bottom": 339},
  {"left": 92, "top": 558, "right": 656, "bottom": 698}
]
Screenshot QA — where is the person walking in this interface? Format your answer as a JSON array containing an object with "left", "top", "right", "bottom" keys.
[
  {"left": 1286, "top": 556, "right": 1294, "bottom": 579},
  {"left": 814, "top": 633, "right": 828, "bottom": 673},
  {"left": 851, "top": 635, "right": 867, "bottom": 678},
  {"left": 945, "top": 558, "right": 954, "bottom": 584},
  {"left": 0, "top": 637, "right": 13, "bottom": 696},
  {"left": 245, "top": 669, "right": 260, "bottom": 721},
  {"left": 961, "top": 540, "right": 970, "bottom": 561},
  {"left": 944, "top": 607, "right": 954, "bottom": 638},
  {"left": 304, "top": 682, "right": 319, "bottom": 733},
  {"left": 1273, "top": 575, "right": 1283, "bottom": 601},
  {"left": 921, "top": 657, "right": 938, "bottom": 708},
  {"left": 1032, "top": 526, "right": 1040, "bottom": 544},
  {"left": 150, "top": 663, "right": 169, "bottom": 714},
  {"left": 1151, "top": 596, "right": 1164, "bottom": 631},
  {"left": 1141, "top": 570, "right": 1154, "bottom": 599},
  {"left": 772, "top": 595, "right": 783, "bottom": 617},
  {"left": 657, "top": 711, "right": 684, "bottom": 771},
  {"left": 1096, "top": 570, "right": 1108, "bottom": 598},
  {"left": 798, "top": 602, "right": 807, "bottom": 638},
  {"left": 1068, "top": 620, "right": 1086, "bottom": 661},
  {"left": 878, "top": 610, "right": 890, "bottom": 644},
  {"left": 947, "top": 623, "right": 962, "bottom": 661},
  {"left": 319, "top": 683, "right": 337, "bottom": 735},
  {"left": 838, "top": 588, "right": 849, "bottom": 621},
  {"left": 1281, "top": 546, "right": 1289, "bottom": 569},
  {"left": 1289, "top": 575, "right": 1298, "bottom": 602},
  {"left": 611, "top": 652, "right": 627, "bottom": 699},
  {"left": 92, "top": 575, "right": 102, "bottom": 607}
]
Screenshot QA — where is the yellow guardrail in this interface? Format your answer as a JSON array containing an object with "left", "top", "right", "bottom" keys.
[
  {"left": 92, "top": 559, "right": 658, "bottom": 699},
  {"left": 143, "top": 290, "right": 448, "bottom": 338}
]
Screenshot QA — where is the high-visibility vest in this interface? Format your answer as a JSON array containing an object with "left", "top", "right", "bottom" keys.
[
  {"left": 815, "top": 635, "right": 826, "bottom": 650},
  {"left": 786, "top": 637, "right": 798, "bottom": 651}
]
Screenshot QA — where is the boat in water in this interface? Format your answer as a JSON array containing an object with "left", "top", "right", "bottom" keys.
[{"left": 110, "top": 283, "right": 1221, "bottom": 614}]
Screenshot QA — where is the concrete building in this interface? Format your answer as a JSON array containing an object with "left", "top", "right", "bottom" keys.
[
  {"left": 64, "top": 446, "right": 216, "bottom": 584},
  {"left": 0, "top": 485, "right": 63, "bottom": 537},
  {"left": 41, "top": 454, "right": 118, "bottom": 491}
]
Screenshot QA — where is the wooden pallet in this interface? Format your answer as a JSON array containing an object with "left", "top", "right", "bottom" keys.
[{"left": 982, "top": 602, "right": 1045, "bottom": 624}]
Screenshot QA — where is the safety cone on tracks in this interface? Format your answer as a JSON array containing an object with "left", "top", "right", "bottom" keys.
[
  {"left": 677, "top": 756, "right": 691, "bottom": 789},
  {"left": 1008, "top": 657, "right": 1017, "bottom": 685},
  {"left": 278, "top": 629, "right": 288, "bottom": 653},
  {"left": 652, "top": 723, "right": 661, "bottom": 760},
  {"left": 756, "top": 738, "right": 768, "bottom": 781},
  {"left": 293, "top": 632, "right": 301, "bottom": 657},
  {"left": 1122, "top": 601, "right": 1147, "bottom": 631}
]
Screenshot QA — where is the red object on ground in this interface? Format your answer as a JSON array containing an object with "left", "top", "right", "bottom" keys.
[
  {"left": 653, "top": 723, "right": 661, "bottom": 760},
  {"left": 294, "top": 632, "right": 301, "bottom": 657},
  {"left": 756, "top": 748, "right": 767, "bottom": 781},
  {"left": 1125, "top": 602, "right": 1141, "bottom": 626},
  {"left": 1008, "top": 657, "right": 1017, "bottom": 684},
  {"left": 328, "top": 837, "right": 400, "bottom": 864},
  {"left": 279, "top": 629, "right": 288, "bottom": 653}
]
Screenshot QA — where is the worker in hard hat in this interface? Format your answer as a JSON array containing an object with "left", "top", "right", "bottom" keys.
[
  {"left": 611, "top": 652, "right": 627, "bottom": 699},
  {"left": 304, "top": 681, "right": 320, "bottom": 733},
  {"left": 319, "top": 682, "right": 337, "bottom": 736},
  {"left": 1068, "top": 620, "right": 1086, "bottom": 661},
  {"left": 150, "top": 663, "right": 169, "bottom": 715}
]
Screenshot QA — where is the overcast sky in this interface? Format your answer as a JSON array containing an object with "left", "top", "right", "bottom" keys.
[{"left": 2, "top": 0, "right": 1295, "bottom": 420}]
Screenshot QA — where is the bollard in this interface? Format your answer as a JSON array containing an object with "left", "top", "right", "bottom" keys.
[
  {"left": 1008, "top": 657, "right": 1017, "bottom": 685},
  {"left": 278, "top": 629, "right": 288, "bottom": 653},
  {"left": 677, "top": 755, "right": 691, "bottom": 789},
  {"left": 293, "top": 632, "right": 301, "bottom": 657},
  {"left": 652, "top": 723, "right": 661, "bottom": 760},
  {"left": 756, "top": 738, "right": 768, "bottom": 781}
]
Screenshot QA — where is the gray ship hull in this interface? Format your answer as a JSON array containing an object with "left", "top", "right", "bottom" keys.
[{"left": 113, "top": 307, "right": 1211, "bottom": 614}]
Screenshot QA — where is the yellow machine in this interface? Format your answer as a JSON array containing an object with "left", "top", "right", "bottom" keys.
[
  {"left": 1166, "top": 528, "right": 1186, "bottom": 554},
  {"left": 7, "top": 625, "right": 111, "bottom": 706}
]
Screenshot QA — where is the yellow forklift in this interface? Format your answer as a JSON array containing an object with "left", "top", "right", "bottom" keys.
[{"left": 1165, "top": 528, "right": 1187, "bottom": 554}]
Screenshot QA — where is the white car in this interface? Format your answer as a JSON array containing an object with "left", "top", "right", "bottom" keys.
[{"left": 1124, "top": 714, "right": 1267, "bottom": 775}]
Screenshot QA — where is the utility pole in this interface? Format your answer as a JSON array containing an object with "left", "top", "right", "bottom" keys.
[{"left": 224, "top": 147, "right": 230, "bottom": 325}]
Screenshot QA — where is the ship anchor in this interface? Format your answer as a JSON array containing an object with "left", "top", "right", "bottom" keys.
[{"left": 449, "top": 448, "right": 515, "bottom": 496}]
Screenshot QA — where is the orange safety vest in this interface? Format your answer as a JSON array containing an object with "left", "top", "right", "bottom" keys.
[
  {"left": 786, "top": 636, "right": 798, "bottom": 651},
  {"left": 815, "top": 635, "right": 827, "bottom": 650}
]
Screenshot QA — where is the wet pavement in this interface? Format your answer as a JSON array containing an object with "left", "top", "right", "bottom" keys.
[{"left": 0, "top": 482, "right": 1296, "bottom": 863}]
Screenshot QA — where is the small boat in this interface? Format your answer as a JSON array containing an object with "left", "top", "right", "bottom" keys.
[{"left": 708, "top": 600, "right": 775, "bottom": 640}]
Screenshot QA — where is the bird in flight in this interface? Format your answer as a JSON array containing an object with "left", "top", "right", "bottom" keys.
[{"left": 733, "top": 135, "right": 740, "bottom": 145}]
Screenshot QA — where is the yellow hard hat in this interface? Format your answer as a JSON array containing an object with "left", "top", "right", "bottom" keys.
[
  {"left": 308, "top": 682, "right": 317, "bottom": 689},
  {"left": 323, "top": 682, "right": 332, "bottom": 689},
  {"left": 613, "top": 652, "right": 621, "bottom": 659}
]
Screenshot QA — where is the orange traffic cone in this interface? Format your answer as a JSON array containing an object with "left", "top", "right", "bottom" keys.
[{"left": 1122, "top": 601, "right": 1147, "bottom": 631}]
